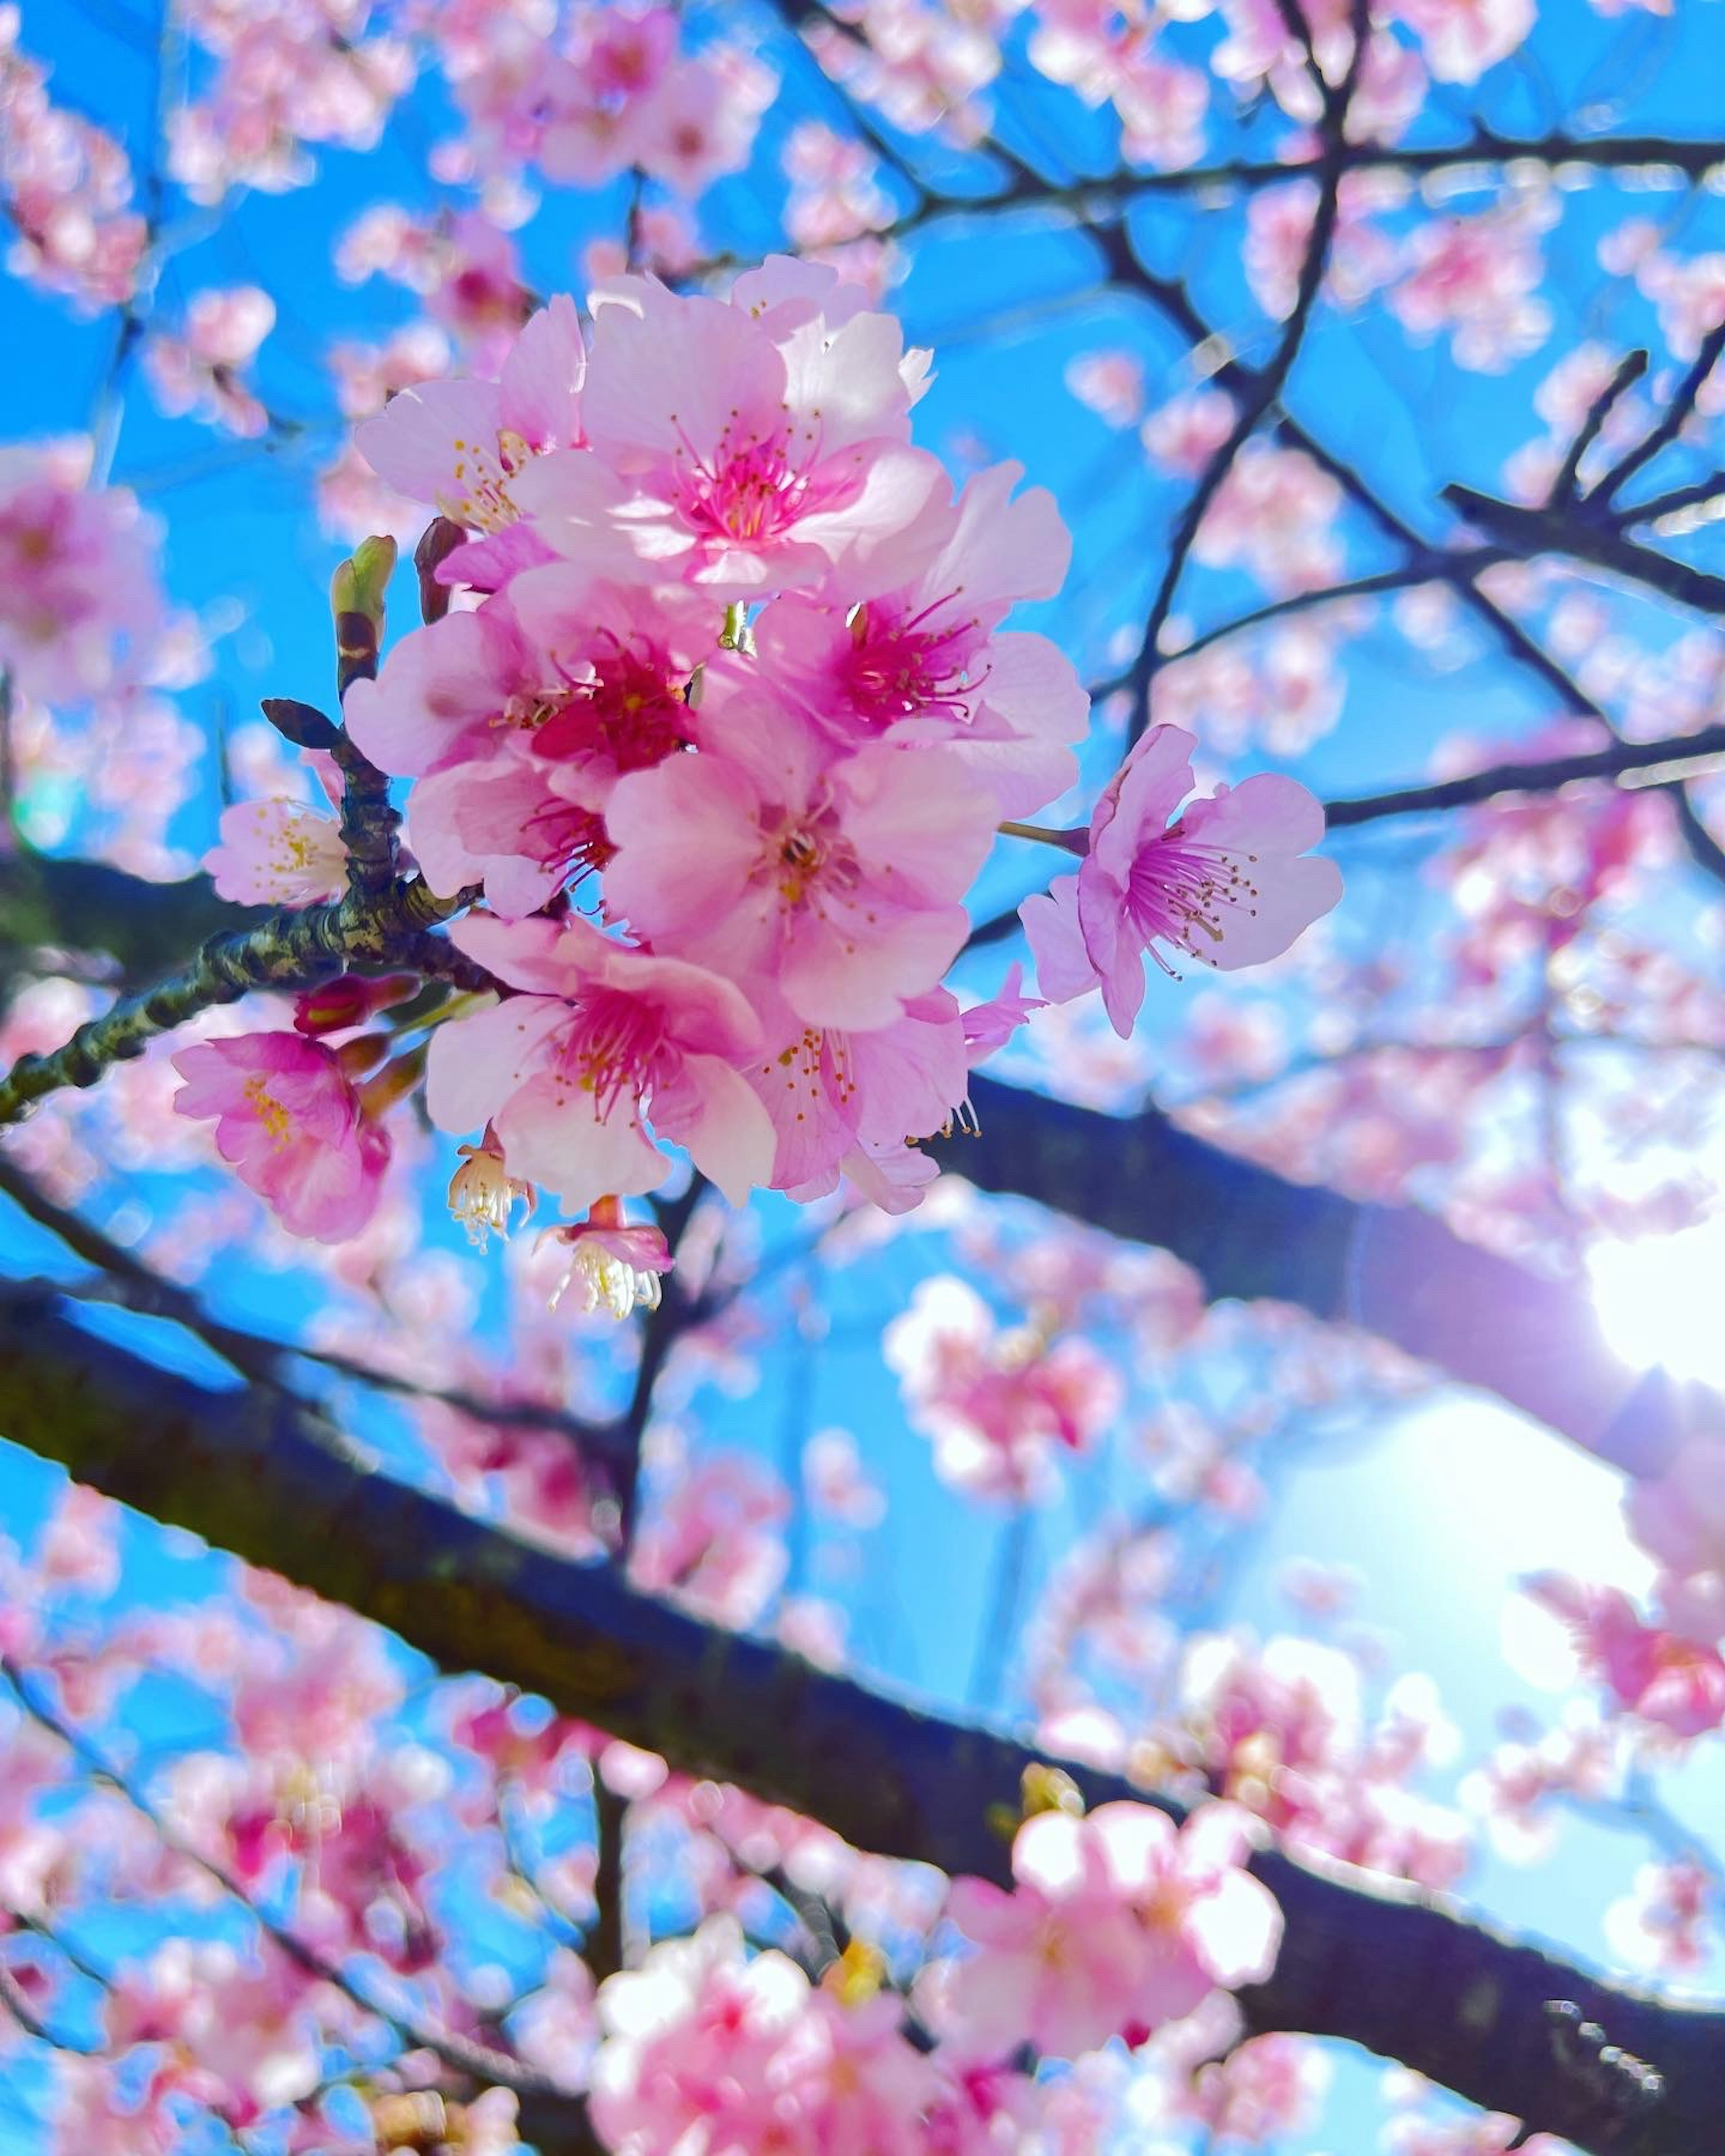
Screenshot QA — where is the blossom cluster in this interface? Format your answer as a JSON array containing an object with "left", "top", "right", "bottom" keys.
[
  {"left": 174, "top": 260, "right": 1339, "bottom": 1269},
  {"left": 586, "top": 1798, "right": 1283, "bottom": 2152},
  {"left": 0, "top": 7, "right": 147, "bottom": 311}
]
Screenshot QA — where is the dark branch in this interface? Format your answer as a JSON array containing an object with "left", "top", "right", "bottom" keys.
[
  {"left": 948, "top": 1074, "right": 1697, "bottom": 1481},
  {"left": 1597, "top": 319, "right": 1725, "bottom": 506},
  {"left": 1446, "top": 484, "right": 1725, "bottom": 619},
  {"left": 0, "top": 1288, "right": 1718, "bottom": 2155},
  {"left": 1125, "top": 0, "right": 1371, "bottom": 741},
  {"left": 1553, "top": 349, "right": 1649, "bottom": 503},
  {"left": 0, "top": 872, "right": 465, "bottom": 1128}
]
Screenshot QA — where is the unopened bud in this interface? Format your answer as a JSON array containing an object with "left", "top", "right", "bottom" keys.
[
  {"left": 259, "top": 696, "right": 339, "bottom": 751},
  {"left": 335, "top": 1032, "right": 391, "bottom": 1080},
  {"left": 356, "top": 1043, "right": 426, "bottom": 1119},
  {"left": 369, "top": 2089, "right": 446, "bottom": 2150},
  {"left": 332, "top": 534, "right": 397, "bottom": 694},
  {"left": 1021, "top": 1762, "right": 1086, "bottom": 1820},
  {"left": 293, "top": 973, "right": 418, "bottom": 1037},
  {"left": 414, "top": 516, "right": 466, "bottom": 623}
]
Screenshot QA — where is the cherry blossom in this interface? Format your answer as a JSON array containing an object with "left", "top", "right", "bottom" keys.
[
  {"left": 0, "top": 11, "right": 147, "bottom": 310},
  {"left": 142, "top": 287, "right": 276, "bottom": 439},
  {"left": 933, "top": 1799, "right": 1283, "bottom": 2059},
  {"left": 885, "top": 1274, "right": 1123, "bottom": 1503},
  {"left": 752, "top": 458, "right": 1090, "bottom": 814},
  {"left": 0, "top": 446, "right": 168, "bottom": 705},
  {"left": 541, "top": 1197, "right": 674, "bottom": 1320},
  {"left": 203, "top": 799, "right": 347, "bottom": 907},
  {"left": 171, "top": 1032, "right": 390, "bottom": 1242},
  {"left": 355, "top": 292, "right": 585, "bottom": 578},
  {"left": 424, "top": 911, "right": 775, "bottom": 1209},
  {"left": 602, "top": 683, "right": 995, "bottom": 1033},
  {"left": 1022, "top": 724, "right": 1343, "bottom": 1038},
  {"left": 512, "top": 266, "right": 946, "bottom": 597}
]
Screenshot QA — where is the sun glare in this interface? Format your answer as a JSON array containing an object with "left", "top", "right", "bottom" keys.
[{"left": 1589, "top": 1220, "right": 1725, "bottom": 1387}]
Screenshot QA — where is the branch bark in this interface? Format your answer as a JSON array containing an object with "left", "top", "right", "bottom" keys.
[
  {"left": 950, "top": 1075, "right": 1696, "bottom": 1480},
  {"left": 0, "top": 872, "right": 473, "bottom": 1129},
  {"left": 0, "top": 1288, "right": 1716, "bottom": 2155}
]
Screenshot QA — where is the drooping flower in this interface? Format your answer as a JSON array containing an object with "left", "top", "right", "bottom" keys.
[
  {"left": 1022, "top": 724, "right": 1342, "bottom": 1037},
  {"left": 423, "top": 912, "right": 774, "bottom": 1210},
  {"left": 447, "top": 1123, "right": 535, "bottom": 1248},
  {"left": 540, "top": 1197, "right": 672, "bottom": 1321},
  {"left": 171, "top": 1032, "right": 389, "bottom": 1242}
]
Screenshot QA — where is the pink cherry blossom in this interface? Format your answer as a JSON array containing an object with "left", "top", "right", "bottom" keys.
[
  {"left": 1389, "top": 198, "right": 1556, "bottom": 373},
  {"left": 935, "top": 1799, "right": 1282, "bottom": 2060},
  {"left": 746, "top": 985, "right": 969, "bottom": 1201},
  {"left": 512, "top": 267, "right": 946, "bottom": 597},
  {"left": 885, "top": 1275, "right": 1123, "bottom": 1503},
  {"left": 0, "top": 446, "right": 167, "bottom": 705},
  {"left": 1391, "top": 0, "right": 1535, "bottom": 84},
  {"left": 1525, "top": 1573, "right": 1725, "bottom": 1739},
  {"left": 1192, "top": 440, "right": 1344, "bottom": 593},
  {"left": 345, "top": 574, "right": 707, "bottom": 918},
  {"left": 603, "top": 684, "right": 995, "bottom": 1031},
  {"left": 1142, "top": 386, "right": 1239, "bottom": 478},
  {"left": 356, "top": 294, "right": 585, "bottom": 580},
  {"left": 203, "top": 799, "right": 347, "bottom": 907},
  {"left": 1606, "top": 1854, "right": 1713, "bottom": 1975},
  {"left": 1184, "top": 2031, "right": 1329, "bottom": 2144},
  {"left": 0, "top": 14, "right": 148, "bottom": 311},
  {"left": 1022, "top": 724, "right": 1342, "bottom": 1038},
  {"left": 631, "top": 1448, "right": 790, "bottom": 1626},
  {"left": 1065, "top": 349, "right": 1145, "bottom": 429},
  {"left": 142, "top": 286, "right": 276, "bottom": 438},
  {"left": 424, "top": 911, "right": 775, "bottom": 1209},
  {"left": 171, "top": 1032, "right": 390, "bottom": 1243},
  {"left": 753, "top": 459, "right": 1088, "bottom": 815},
  {"left": 783, "top": 120, "right": 894, "bottom": 249},
  {"left": 588, "top": 1916, "right": 806, "bottom": 2151}
]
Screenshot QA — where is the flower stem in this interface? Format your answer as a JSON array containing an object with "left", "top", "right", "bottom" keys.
[{"left": 997, "top": 820, "right": 1088, "bottom": 855}]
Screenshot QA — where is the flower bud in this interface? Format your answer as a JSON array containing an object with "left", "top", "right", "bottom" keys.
[{"left": 293, "top": 973, "right": 419, "bottom": 1037}]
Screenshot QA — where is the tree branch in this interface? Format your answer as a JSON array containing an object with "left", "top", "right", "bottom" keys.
[
  {"left": 0, "top": 1287, "right": 1717, "bottom": 2155},
  {"left": 948, "top": 1074, "right": 1696, "bottom": 1480},
  {"left": 1323, "top": 720, "right": 1725, "bottom": 826},
  {"left": 0, "top": 873, "right": 467, "bottom": 1129},
  {"left": 1446, "top": 485, "right": 1725, "bottom": 619},
  {"left": 0, "top": 844, "right": 262, "bottom": 992},
  {"left": 0, "top": 1651, "right": 592, "bottom": 2129},
  {"left": 1126, "top": 0, "right": 1371, "bottom": 740}
]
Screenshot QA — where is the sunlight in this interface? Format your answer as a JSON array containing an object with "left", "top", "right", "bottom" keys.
[{"left": 1589, "top": 1219, "right": 1725, "bottom": 1387}]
